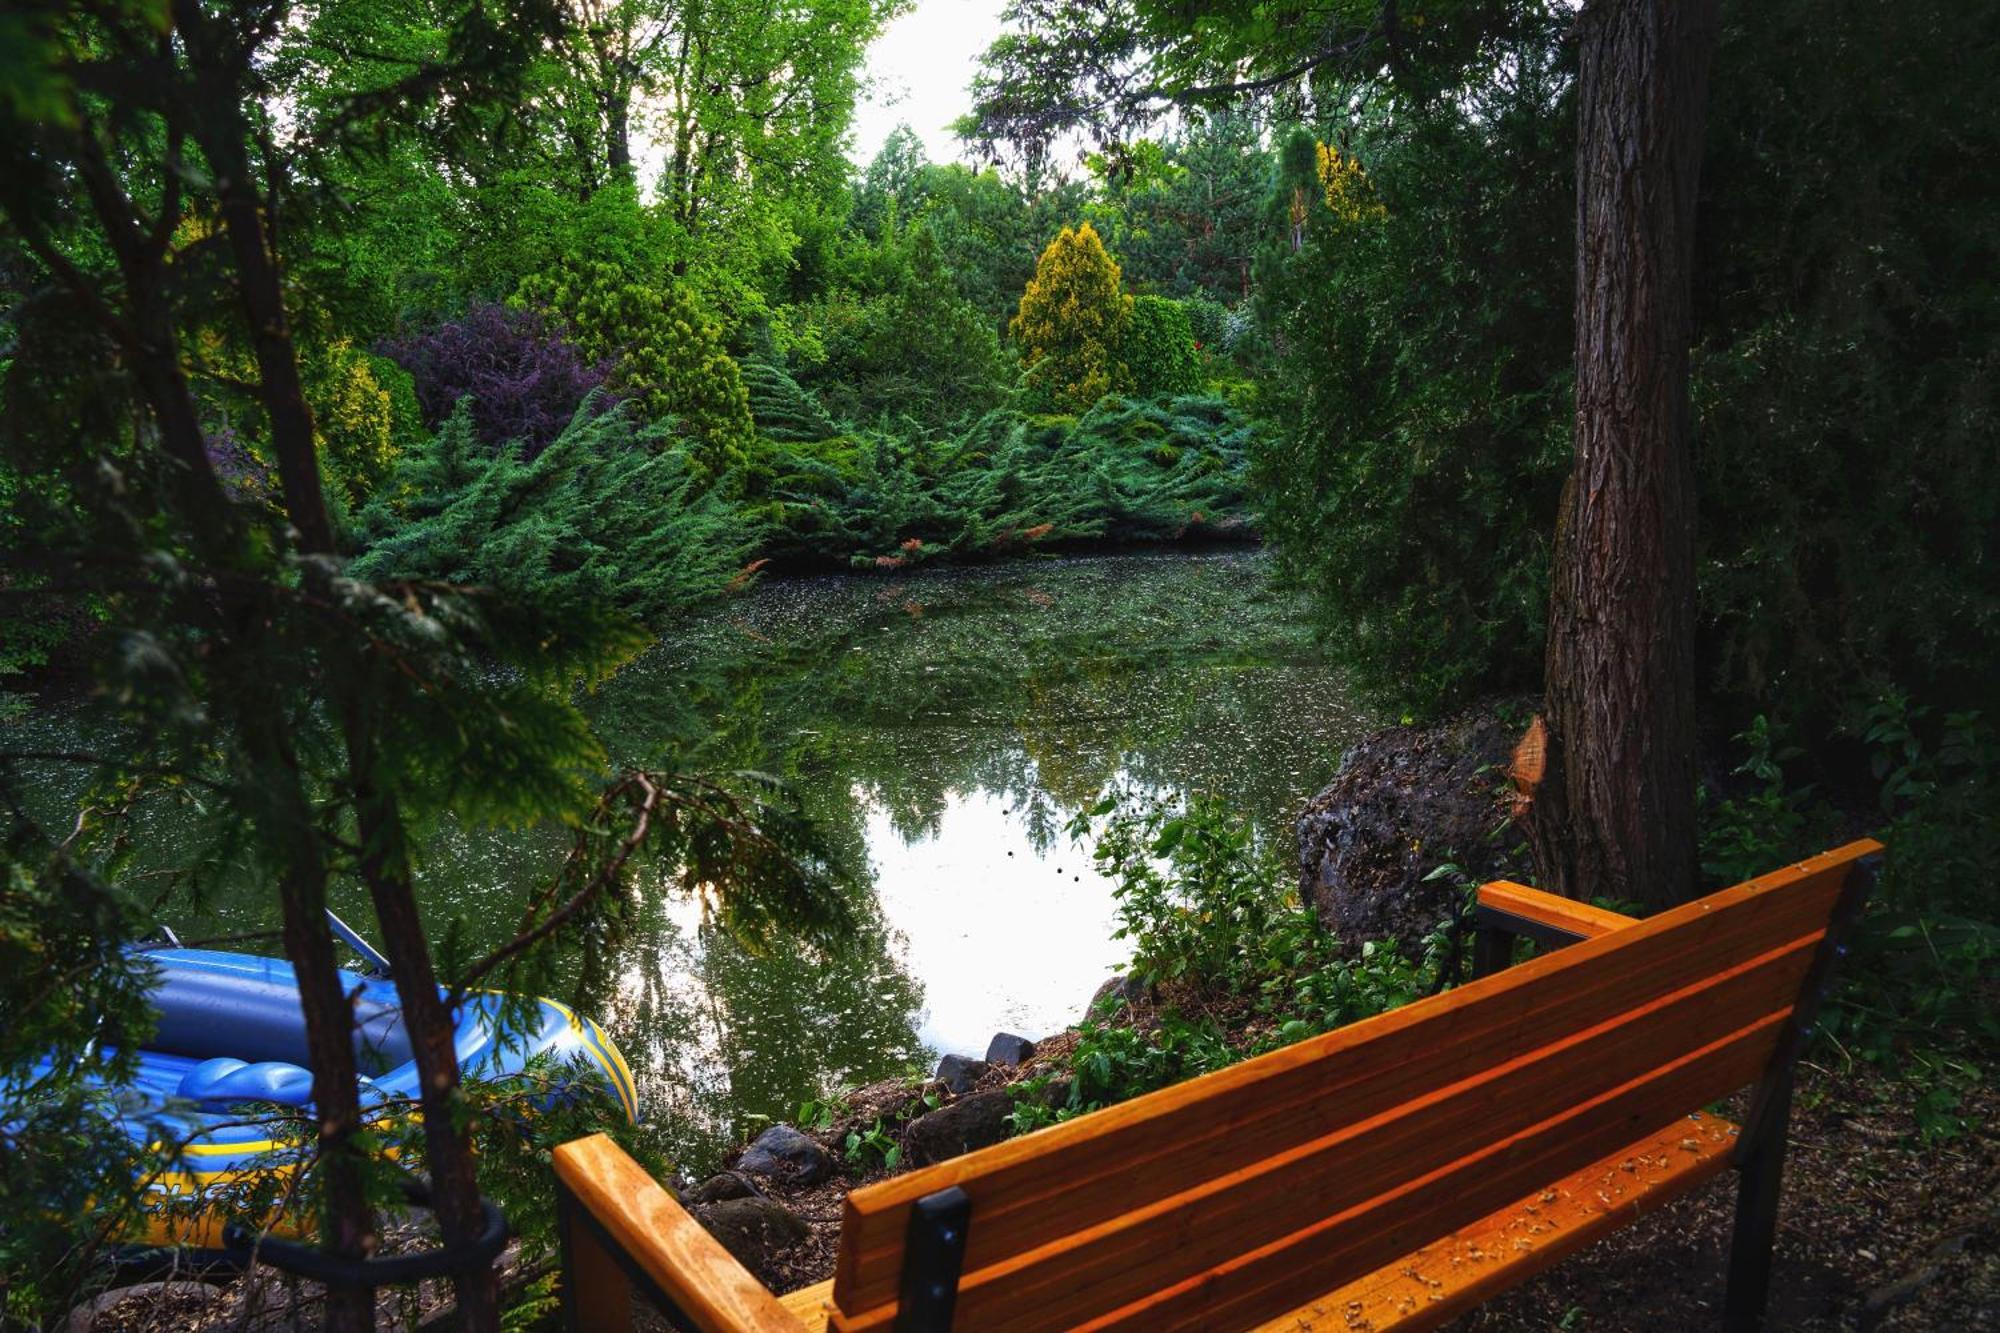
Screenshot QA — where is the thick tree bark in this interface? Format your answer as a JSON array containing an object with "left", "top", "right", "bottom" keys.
[
  {"left": 239, "top": 715, "right": 380, "bottom": 1333},
  {"left": 1531, "top": 0, "right": 1717, "bottom": 908}
]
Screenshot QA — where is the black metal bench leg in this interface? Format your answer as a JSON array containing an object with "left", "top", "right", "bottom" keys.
[
  {"left": 895, "top": 1186, "right": 972, "bottom": 1333},
  {"left": 1724, "top": 1063, "right": 1794, "bottom": 1332}
]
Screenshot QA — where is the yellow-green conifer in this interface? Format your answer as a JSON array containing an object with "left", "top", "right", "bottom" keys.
[{"left": 1009, "top": 223, "right": 1134, "bottom": 413}]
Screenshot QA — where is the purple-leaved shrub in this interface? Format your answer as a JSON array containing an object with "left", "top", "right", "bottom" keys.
[{"left": 379, "top": 303, "right": 611, "bottom": 457}]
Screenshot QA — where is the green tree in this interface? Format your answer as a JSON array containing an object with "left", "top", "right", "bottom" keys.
[
  {"left": 1124, "top": 295, "right": 1202, "bottom": 397},
  {"left": 795, "top": 220, "right": 1011, "bottom": 430},
  {"left": 1085, "top": 112, "right": 1270, "bottom": 303},
  {"left": 515, "top": 260, "right": 756, "bottom": 476},
  {"left": 1010, "top": 223, "right": 1134, "bottom": 412},
  {"left": 0, "top": 6, "right": 848, "bottom": 1330},
  {"left": 1253, "top": 68, "right": 1573, "bottom": 713}
]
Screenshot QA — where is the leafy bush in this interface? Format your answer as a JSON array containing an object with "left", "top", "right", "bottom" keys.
[
  {"left": 1031, "top": 791, "right": 1455, "bottom": 1119},
  {"left": 1010, "top": 223, "right": 1132, "bottom": 412},
  {"left": 353, "top": 401, "right": 752, "bottom": 620},
  {"left": 1123, "top": 295, "right": 1201, "bottom": 398},
  {"left": 791, "top": 224, "right": 1012, "bottom": 432},
  {"left": 742, "top": 358, "right": 838, "bottom": 444},
  {"left": 1697, "top": 701, "right": 1999, "bottom": 1138},
  {"left": 379, "top": 302, "right": 611, "bottom": 458},
  {"left": 304, "top": 339, "right": 404, "bottom": 505},
  {"left": 514, "top": 261, "right": 755, "bottom": 476},
  {"left": 1179, "top": 294, "right": 1229, "bottom": 354}
]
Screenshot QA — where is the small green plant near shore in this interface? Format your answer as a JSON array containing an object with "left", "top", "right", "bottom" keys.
[
  {"left": 1029, "top": 792, "right": 1456, "bottom": 1121},
  {"left": 844, "top": 1118, "right": 902, "bottom": 1170},
  {"left": 796, "top": 1094, "right": 850, "bottom": 1132}
]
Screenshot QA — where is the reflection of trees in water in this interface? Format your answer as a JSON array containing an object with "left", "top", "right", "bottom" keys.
[
  {"left": 573, "top": 552, "right": 1366, "bottom": 1167},
  {"left": 50, "top": 555, "right": 1356, "bottom": 1175},
  {"left": 599, "top": 870, "right": 926, "bottom": 1177},
  {"left": 599, "top": 552, "right": 1362, "bottom": 848}
]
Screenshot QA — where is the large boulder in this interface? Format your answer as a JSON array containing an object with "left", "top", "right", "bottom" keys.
[
  {"left": 736, "top": 1123, "right": 835, "bottom": 1186},
  {"left": 688, "top": 1171, "right": 758, "bottom": 1204},
  {"left": 984, "top": 1032, "right": 1036, "bottom": 1067},
  {"left": 698, "top": 1197, "right": 808, "bottom": 1272},
  {"left": 1297, "top": 703, "right": 1532, "bottom": 955},
  {"left": 935, "top": 1054, "right": 990, "bottom": 1095},
  {"left": 903, "top": 1091, "right": 1014, "bottom": 1167}
]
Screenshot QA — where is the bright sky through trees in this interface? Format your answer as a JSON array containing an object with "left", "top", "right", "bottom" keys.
[{"left": 850, "top": 0, "right": 1007, "bottom": 164}]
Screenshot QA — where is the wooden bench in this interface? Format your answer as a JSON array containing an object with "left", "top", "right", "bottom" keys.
[{"left": 553, "top": 840, "right": 1880, "bottom": 1332}]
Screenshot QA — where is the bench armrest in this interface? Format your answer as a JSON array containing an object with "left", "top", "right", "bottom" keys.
[
  {"left": 554, "top": 1133, "right": 806, "bottom": 1333},
  {"left": 1476, "top": 881, "right": 1639, "bottom": 943},
  {"left": 1472, "top": 882, "right": 1640, "bottom": 978}
]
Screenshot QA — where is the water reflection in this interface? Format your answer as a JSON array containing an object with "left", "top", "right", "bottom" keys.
[
  {"left": 10, "top": 550, "right": 1371, "bottom": 1175},
  {"left": 584, "top": 549, "right": 1371, "bottom": 1168}
]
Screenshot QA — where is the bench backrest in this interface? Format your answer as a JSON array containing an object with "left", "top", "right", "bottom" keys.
[{"left": 828, "top": 840, "right": 1881, "bottom": 1332}]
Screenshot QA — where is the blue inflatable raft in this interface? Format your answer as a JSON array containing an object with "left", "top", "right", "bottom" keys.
[{"left": 31, "top": 939, "right": 636, "bottom": 1246}]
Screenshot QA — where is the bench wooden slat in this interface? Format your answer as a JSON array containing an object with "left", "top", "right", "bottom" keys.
[
  {"left": 1242, "top": 1111, "right": 1740, "bottom": 1332},
  {"left": 1478, "top": 880, "right": 1639, "bottom": 939},
  {"left": 982, "top": 939, "right": 1810, "bottom": 1330},
  {"left": 831, "top": 946, "right": 1805, "bottom": 1332},
  {"left": 1076, "top": 1012, "right": 1781, "bottom": 1333},
  {"left": 553, "top": 1135, "right": 806, "bottom": 1333},
  {"left": 831, "top": 841, "right": 1876, "bottom": 1319}
]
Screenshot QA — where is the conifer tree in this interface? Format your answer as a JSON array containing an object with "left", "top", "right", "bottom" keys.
[
  {"left": 1124, "top": 295, "right": 1202, "bottom": 398},
  {"left": 1009, "top": 223, "right": 1134, "bottom": 413},
  {"left": 515, "top": 261, "right": 756, "bottom": 477}
]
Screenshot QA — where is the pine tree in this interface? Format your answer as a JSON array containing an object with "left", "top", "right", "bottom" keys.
[{"left": 1009, "top": 223, "right": 1134, "bottom": 413}]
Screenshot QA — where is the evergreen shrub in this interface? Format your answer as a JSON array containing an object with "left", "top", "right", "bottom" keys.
[
  {"left": 1123, "top": 295, "right": 1202, "bottom": 398},
  {"left": 353, "top": 402, "right": 752, "bottom": 619},
  {"left": 1010, "top": 223, "right": 1133, "bottom": 412}
]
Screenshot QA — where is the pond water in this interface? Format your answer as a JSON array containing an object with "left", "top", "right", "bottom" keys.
[
  {"left": 581, "top": 549, "right": 1371, "bottom": 1167},
  {"left": 18, "top": 549, "right": 1374, "bottom": 1172}
]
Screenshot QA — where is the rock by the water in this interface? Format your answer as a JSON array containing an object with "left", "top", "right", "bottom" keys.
[
  {"left": 736, "top": 1123, "right": 834, "bottom": 1186},
  {"left": 1296, "top": 704, "right": 1533, "bottom": 956},
  {"left": 689, "top": 1171, "right": 757, "bottom": 1204},
  {"left": 935, "top": 1054, "right": 990, "bottom": 1095},
  {"left": 698, "top": 1196, "right": 808, "bottom": 1272},
  {"left": 1089, "top": 974, "right": 1148, "bottom": 1014},
  {"left": 984, "top": 1032, "right": 1036, "bottom": 1066},
  {"left": 1041, "top": 1077, "right": 1074, "bottom": 1112},
  {"left": 903, "top": 1091, "right": 1014, "bottom": 1166}
]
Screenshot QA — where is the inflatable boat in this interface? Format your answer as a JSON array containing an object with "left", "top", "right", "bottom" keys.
[{"left": 23, "top": 929, "right": 635, "bottom": 1247}]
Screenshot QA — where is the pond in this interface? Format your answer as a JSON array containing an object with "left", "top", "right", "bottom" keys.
[
  {"left": 18, "top": 549, "right": 1374, "bottom": 1173},
  {"left": 582, "top": 548, "right": 1371, "bottom": 1168}
]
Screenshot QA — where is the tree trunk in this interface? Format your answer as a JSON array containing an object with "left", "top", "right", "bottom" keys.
[
  {"left": 178, "top": 11, "right": 497, "bottom": 1324},
  {"left": 1531, "top": 0, "right": 1717, "bottom": 908},
  {"left": 177, "top": 1, "right": 335, "bottom": 558},
  {"left": 605, "top": 78, "right": 634, "bottom": 182},
  {"left": 344, "top": 701, "right": 503, "bottom": 1333},
  {"left": 239, "top": 714, "right": 380, "bottom": 1333}
]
